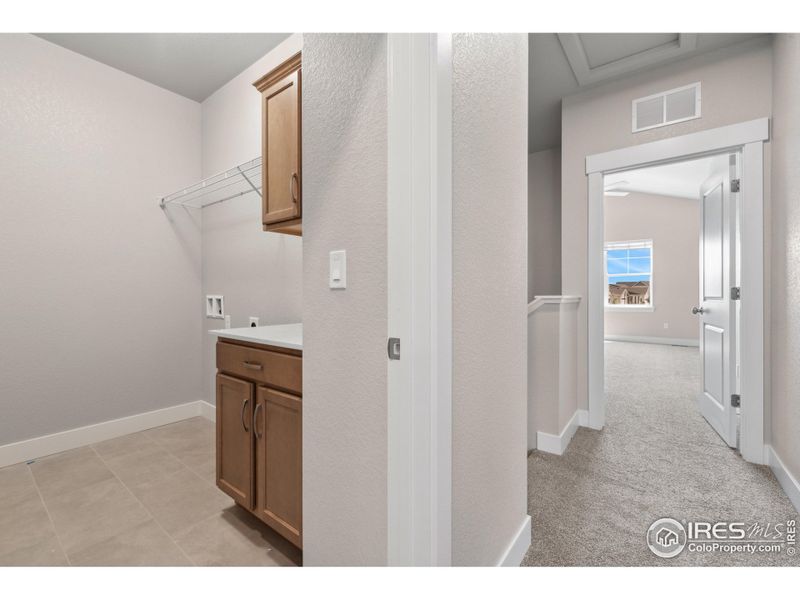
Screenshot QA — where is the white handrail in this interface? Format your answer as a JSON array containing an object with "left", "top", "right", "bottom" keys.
[{"left": 528, "top": 295, "right": 581, "bottom": 315}]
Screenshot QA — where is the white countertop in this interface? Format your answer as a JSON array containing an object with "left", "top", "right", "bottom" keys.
[{"left": 209, "top": 323, "right": 302, "bottom": 351}]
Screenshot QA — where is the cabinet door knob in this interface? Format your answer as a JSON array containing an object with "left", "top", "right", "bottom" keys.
[
  {"left": 254, "top": 403, "right": 264, "bottom": 439},
  {"left": 240, "top": 398, "right": 249, "bottom": 433},
  {"left": 290, "top": 172, "right": 299, "bottom": 203}
]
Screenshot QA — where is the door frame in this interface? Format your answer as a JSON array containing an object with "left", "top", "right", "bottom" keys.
[
  {"left": 387, "top": 33, "right": 453, "bottom": 566},
  {"left": 585, "top": 117, "right": 768, "bottom": 464}
]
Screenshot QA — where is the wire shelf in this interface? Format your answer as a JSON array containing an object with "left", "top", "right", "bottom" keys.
[{"left": 159, "top": 157, "right": 262, "bottom": 209}]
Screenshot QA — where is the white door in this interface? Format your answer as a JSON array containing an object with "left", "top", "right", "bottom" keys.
[{"left": 696, "top": 157, "right": 738, "bottom": 447}]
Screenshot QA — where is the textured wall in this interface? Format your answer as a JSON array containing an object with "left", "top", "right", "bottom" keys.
[
  {"left": 200, "top": 34, "right": 303, "bottom": 405},
  {"left": 604, "top": 192, "right": 700, "bottom": 342},
  {"left": 561, "top": 38, "right": 773, "bottom": 411},
  {"left": 528, "top": 306, "right": 558, "bottom": 444},
  {"left": 528, "top": 148, "right": 562, "bottom": 300},
  {"left": 770, "top": 34, "right": 800, "bottom": 481},
  {"left": 451, "top": 33, "right": 529, "bottom": 566},
  {"left": 301, "top": 34, "right": 388, "bottom": 565},
  {"left": 0, "top": 34, "right": 203, "bottom": 444},
  {"left": 528, "top": 301, "right": 579, "bottom": 442}
]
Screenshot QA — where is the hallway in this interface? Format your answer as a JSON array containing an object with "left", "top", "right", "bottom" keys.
[{"left": 522, "top": 341, "right": 798, "bottom": 566}]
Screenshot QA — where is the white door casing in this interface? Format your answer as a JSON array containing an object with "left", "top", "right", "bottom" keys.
[
  {"left": 585, "top": 118, "right": 768, "bottom": 464},
  {"left": 387, "top": 33, "right": 453, "bottom": 566},
  {"left": 697, "top": 158, "right": 738, "bottom": 447}
]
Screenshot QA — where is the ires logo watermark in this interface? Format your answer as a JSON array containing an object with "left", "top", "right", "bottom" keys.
[
  {"left": 647, "top": 518, "right": 797, "bottom": 558},
  {"left": 647, "top": 518, "right": 687, "bottom": 558}
]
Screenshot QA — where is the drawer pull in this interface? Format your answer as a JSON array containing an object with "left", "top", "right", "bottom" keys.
[
  {"left": 242, "top": 361, "right": 263, "bottom": 371},
  {"left": 241, "top": 398, "right": 249, "bottom": 433},
  {"left": 254, "top": 403, "right": 264, "bottom": 439}
]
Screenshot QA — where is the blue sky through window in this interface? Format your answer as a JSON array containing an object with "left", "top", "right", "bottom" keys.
[
  {"left": 606, "top": 246, "right": 651, "bottom": 283},
  {"left": 608, "top": 274, "right": 651, "bottom": 284}
]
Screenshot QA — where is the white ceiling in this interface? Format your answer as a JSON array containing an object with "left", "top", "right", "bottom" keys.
[
  {"left": 529, "top": 33, "right": 766, "bottom": 152},
  {"left": 35, "top": 33, "right": 291, "bottom": 102},
  {"left": 605, "top": 154, "right": 729, "bottom": 200},
  {"left": 581, "top": 33, "right": 680, "bottom": 69}
]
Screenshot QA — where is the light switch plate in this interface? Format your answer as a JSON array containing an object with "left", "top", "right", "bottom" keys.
[{"left": 329, "top": 250, "right": 347, "bottom": 289}]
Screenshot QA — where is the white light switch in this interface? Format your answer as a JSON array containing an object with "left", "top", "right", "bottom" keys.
[{"left": 329, "top": 250, "right": 346, "bottom": 289}]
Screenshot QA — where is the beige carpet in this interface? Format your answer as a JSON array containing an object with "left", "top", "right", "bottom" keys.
[{"left": 522, "top": 341, "right": 799, "bottom": 566}]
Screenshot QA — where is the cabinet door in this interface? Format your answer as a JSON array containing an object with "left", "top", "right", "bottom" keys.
[
  {"left": 216, "top": 374, "right": 254, "bottom": 509},
  {"left": 262, "top": 68, "right": 301, "bottom": 226},
  {"left": 255, "top": 386, "right": 302, "bottom": 546}
]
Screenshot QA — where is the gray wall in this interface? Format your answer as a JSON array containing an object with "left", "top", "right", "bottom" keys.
[
  {"left": 301, "top": 34, "right": 388, "bottom": 566},
  {"left": 451, "top": 33, "right": 529, "bottom": 566},
  {"left": 200, "top": 34, "right": 303, "bottom": 405},
  {"left": 528, "top": 147, "right": 562, "bottom": 300},
  {"left": 0, "top": 34, "right": 203, "bottom": 444},
  {"left": 770, "top": 34, "right": 800, "bottom": 482},
  {"left": 561, "top": 38, "right": 773, "bottom": 411},
  {"left": 604, "top": 192, "right": 700, "bottom": 342}
]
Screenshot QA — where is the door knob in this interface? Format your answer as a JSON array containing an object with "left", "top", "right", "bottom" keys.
[{"left": 691, "top": 306, "right": 705, "bottom": 315}]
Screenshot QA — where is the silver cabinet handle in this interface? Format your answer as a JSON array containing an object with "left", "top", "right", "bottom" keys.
[
  {"left": 241, "top": 398, "right": 249, "bottom": 433},
  {"left": 691, "top": 306, "right": 705, "bottom": 315},
  {"left": 242, "top": 361, "right": 262, "bottom": 371},
  {"left": 254, "top": 403, "right": 264, "bottom": 440},
  {"left": 290, "top": 172, "right": 299, "bottom": 204}
]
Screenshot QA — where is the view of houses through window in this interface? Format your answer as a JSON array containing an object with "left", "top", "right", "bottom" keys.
[{"left": 605, "top": 240, "right": 653, "bottom": 306}]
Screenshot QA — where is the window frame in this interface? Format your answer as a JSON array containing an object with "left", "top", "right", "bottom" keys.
[{"left": 604, "top": 239, "right": 654, "bottom": 312}]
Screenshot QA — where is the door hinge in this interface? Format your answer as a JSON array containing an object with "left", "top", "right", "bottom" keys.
[
  {"left": 731, "top": 286, "right": 741, "bottom": 300},
  {"left": 731, "top": 394, "right": 741, "bottom": 408},
  {"left": 387, "top": 337, "right": 401, "bottom": 360},
  {"left": 731, "top": 178, "right": 740, "bottom": 193}
]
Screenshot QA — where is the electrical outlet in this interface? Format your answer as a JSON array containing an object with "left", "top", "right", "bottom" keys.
[
  {"left": 249, "top": 317, "right": 260, "bottom": 328},
  {"left": 663, "top": 322, "right": 669, "bottom": 330},
  {"left": 206, "top": 295, "right": 224, "bottom": 319}
]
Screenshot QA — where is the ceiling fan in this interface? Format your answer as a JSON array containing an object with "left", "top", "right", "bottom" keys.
[{"left": 604, "top": 180, "right": 630, "bottom": 197}]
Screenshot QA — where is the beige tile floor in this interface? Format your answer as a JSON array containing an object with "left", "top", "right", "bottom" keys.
[{"left": 0, "top": 417, "right": 301, "bottom": 566}]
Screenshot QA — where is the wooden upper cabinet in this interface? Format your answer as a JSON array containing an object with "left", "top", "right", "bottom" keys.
[{"left": 254, "top": 52, "right": 302, "bottom": 236}]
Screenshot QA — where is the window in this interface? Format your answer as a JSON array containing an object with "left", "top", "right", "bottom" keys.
[{"left": 605, "top": 240, "right": 653, "bottom": 309}]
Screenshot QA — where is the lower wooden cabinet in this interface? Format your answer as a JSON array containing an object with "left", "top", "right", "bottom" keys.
[
  {"left": 215, "top": 339, "right": 302, "bottom": 548},
  {"left": 255, "top": 387, "right": 302, "bottom": 545},
  {"left": 216, "top": 374, "right": 254, "bottom": 509}
]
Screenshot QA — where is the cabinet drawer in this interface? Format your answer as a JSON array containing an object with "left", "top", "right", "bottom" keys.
[{"left": 217, "top": 341, "right": 302, "bottom": 394}]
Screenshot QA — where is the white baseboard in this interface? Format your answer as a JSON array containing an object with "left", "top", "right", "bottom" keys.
[
  {"left": 767, "top": 445, "right": 800, "bottom": 514},
  {"left": 198, "top": 400, "right": 216, "bottom": 423},
  {"left": 604, "top": 334, "right": 699, "bottom": 347},
  {"left": 537, "top": 410, "right": 580, "bottom": 456},
  {"left": 0, "top": 400, "right": 213, "bottom": 468},
  {"left": 497, "top": 515, "right": 532, "bottom": 566},
  {"left": 577, "top": 409, "right": 589, "bottom": 427}
]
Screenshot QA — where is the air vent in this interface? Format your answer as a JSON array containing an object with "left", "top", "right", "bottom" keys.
[{"left": 632, "top": 82, "right": 701, "bottom": 133}]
